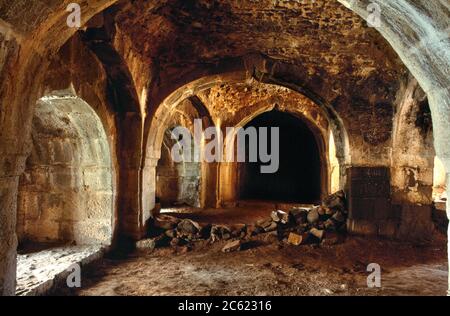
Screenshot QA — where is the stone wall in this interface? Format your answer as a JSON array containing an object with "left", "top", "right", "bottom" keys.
[
  {"left": 155, "top": 99, "right": 204, "bottom": 208},
  {"left": 17, "top": 95, "right": 114, "bottom": 245},
  {"left": 156, "top": 129, "right": 201, "bottom": 208}
]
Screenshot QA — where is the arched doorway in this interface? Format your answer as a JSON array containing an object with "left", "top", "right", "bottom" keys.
[
  {"left": 237, "top": 110, "right": 323, "bottom": 204},
  {"left": 16, "top": 92, "right": 114, "bottom": 247},
  {"left": 156, "top": 127, "right": 202, "bottom": 208}
]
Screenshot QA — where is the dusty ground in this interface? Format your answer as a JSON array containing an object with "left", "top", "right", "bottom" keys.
[
  {"left": 54, "top": 205, "right": 448, "bottom": 296},
  {"left": 57, "top": 236, "right": 447, "bottom": 296}
]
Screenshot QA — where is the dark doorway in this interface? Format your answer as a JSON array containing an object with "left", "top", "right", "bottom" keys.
[{"left": 238, "top": 110, "right": 322, "bottom": 203}]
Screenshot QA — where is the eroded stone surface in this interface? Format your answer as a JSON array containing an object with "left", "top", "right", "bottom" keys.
[
  {"left": 16, "top": 245, "right": 104, "bottom": 296},
  {"left": 17, "top": 95, "right": 114, "bottom": 246}
]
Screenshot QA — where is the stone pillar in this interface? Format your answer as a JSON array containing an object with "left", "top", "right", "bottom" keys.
[
  {"left": 201, "top": 161, "right": 219, "bottom": 208},
  {"left": 118, "top": 167, "right": 142, "bottom": 240},
  {"left": 117, "top": 113, "right": 145, "bottom": 241},
  {"left": 142, "top": 157, "right": 159, "bottom": 220},
  {"left": 0, "top": 177, "right": 18, "bottom": 296},
  {"left": 218, "top": 162, "right": 239, "bottom": 207},
  {"left": 0, "top": 150, "right": 27, "bottom": 296},
  {"left": 427, "top": 90, "right": 450, "bottom": 295}
]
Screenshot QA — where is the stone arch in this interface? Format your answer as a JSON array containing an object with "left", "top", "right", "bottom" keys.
[
  {"left": 143, "top": 72, "right": 350, "bottom": 213},
  {"left": 221, "top": 101, "right": 334, "bottom": 204},
  {"left": 240, "top": 110, "right": 326, "bottom": 203},
  {"left": 0, "top": 0, "right": 450, "bottom": 295},
  {"left": 155, "top": 101, "right": 204, "bottom": 209},
  {"left": 16, "top": 90, "right": 115, "bottom": 246},
  {"left": 338, "top": 0, "right": 450, "bottom": 174},
  {"left": 215, "top": 96, "right": 338, "bottom": 204},
  {"left": 145, "top": 96, "right": 216, "bottom": 215}
]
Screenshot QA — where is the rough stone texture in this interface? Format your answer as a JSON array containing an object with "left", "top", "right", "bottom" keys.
[
  {"left": 16, "top": 245, "right": 104, "bottom": 296},
  {"left": 397, "top": 205, "right": 435, "bottom": 241},
  {"left": 156, "top": 99, "right": 202, "bottom": 208},
  {"left": 17, "top": 95, "right": 114, "bottom": 245},
  {"left": 391, "top": 76, "right": 434, "bottom": 206},
  {"left": 347, "top": 167, "right": 395, "bottom": 237}
]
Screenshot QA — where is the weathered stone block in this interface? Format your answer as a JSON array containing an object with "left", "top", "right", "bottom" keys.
[
  {"left": 397, "top": 205, "right": 434, "bottom": 241},
  {"left": 378, "top": 220, "right": 400, "bottom": 238},
  {"left": 348, "top": 167, "right": 391, "bottom": 223},
  {"left": 347, "top": 219, "right": 378, "bottom": 236}
]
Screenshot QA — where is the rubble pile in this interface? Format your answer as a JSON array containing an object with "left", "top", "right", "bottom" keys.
[{"left": 138, "top": 191, "right": 348, "bottom": 253}]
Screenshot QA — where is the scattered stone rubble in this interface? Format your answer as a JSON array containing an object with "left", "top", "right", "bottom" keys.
[{"left": 138, "top": 191, "right": 348, "bottom": 253}]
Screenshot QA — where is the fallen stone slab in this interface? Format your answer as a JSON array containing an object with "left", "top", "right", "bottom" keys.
[
  {"left": 231, "top": 224, "right": 248, "bottom": 239},
  {"left": 309, "top": 228, "right": 325, "bottom": 241},
  {"left": 210, "top": 225, "right": 232, "bottom": 242},
  {"left": 263, "top": 221, "right": 277, "bottom": 232},
  {"left": 256, "top": 218, "right": 277, "bottom": 232},
  {"left": 307, "top": 208, "right": 320, "bottom": 224},
  {"left": 222, "top": 240, "right": 242, "bottom": 253},
  {"left": 271, "top": 210, "right": 290, "bottom": 224},
  {"left": 287, "top": 233, "right": 303, "bottom": 246},
  {"left": 177, "top": 219, "right": 202, "bottom": 239},
  {"left": 153, "top": 215, "right": 181, "bottom": 230},
  {"left": 136, "top": 238, "right": 156, "bottom": 251},
  {"left": 289, "top": 208, "right": 308, "bottom": 225},
  {"left": 323, "top": 190, "right": 346, "bottom": 211}
]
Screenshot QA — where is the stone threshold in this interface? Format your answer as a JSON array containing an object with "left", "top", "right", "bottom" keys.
[{"left": 16, "top": 245, "right": 106, "bottom": 296}]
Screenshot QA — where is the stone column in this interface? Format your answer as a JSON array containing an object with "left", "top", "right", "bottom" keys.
[
  {"left": 218, "top": 162, "right": 239, "bottom": 207},
  {"left": 428, "top": 90, "right": 450, "bottom": 296},
  {"left": 141, "top": 157, "right": 159, "bottom": 221},
  {"left": 0, "top": 175, "right": 19, "bottom": 296},
  {"left": 201, "top": 161, "right": 219, "bottom": 208},
  {"left": 0, "top": 149, "right": 28, "bottom": 296},
  {"left": 116, "top": 113, "right": 145, "bottom": 241}
]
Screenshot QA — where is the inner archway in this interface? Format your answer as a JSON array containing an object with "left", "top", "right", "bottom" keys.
[
  {"left": 156, "top": 128, "right": 201, "bottom": 208},
  {"left": 16, "top": 92, "right": 114, "bottom": 247},
  {"left": 238, "top": 110, "right": 322, "bottom": 204}
]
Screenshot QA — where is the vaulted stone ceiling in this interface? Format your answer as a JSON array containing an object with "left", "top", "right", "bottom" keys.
[
  {"left": 108, "top": 1, "right": 401, "bottom": 96},
  {"left": 114, "top": 0, "right": 404, "bottom": 76},
  {"left": 196, "top": 81, "right": 329, "bottom": 131},
  {"left": 98, "top": 0, "right": 408, "bottom": 138},
  {"left": 0, "top": 0, "right": 409, "bottom": 111},
  {"left": 0, "top": 0, "right": 413, "bottom": 151}
]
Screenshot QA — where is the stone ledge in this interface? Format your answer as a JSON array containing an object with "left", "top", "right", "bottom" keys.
[{"left": 16, "top": 245, "right": 105, "bottom": 296}]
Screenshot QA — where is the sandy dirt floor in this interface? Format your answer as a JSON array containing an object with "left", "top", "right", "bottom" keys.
[
  {"left": 56, "top": 235, "right": 447, "bottom": 296},
  {"left": 51, "top": 205, "right": 448, "bottom": 296}
]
